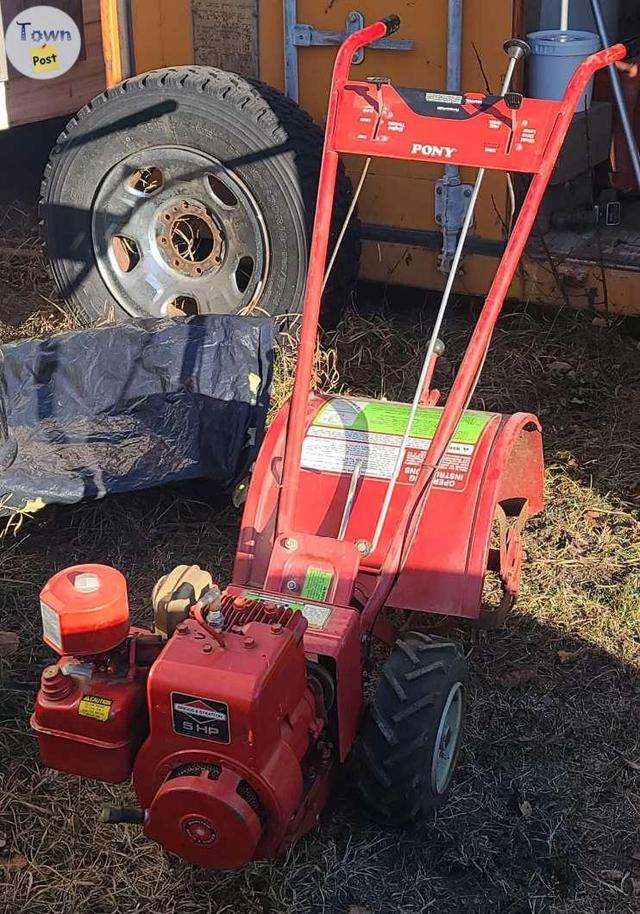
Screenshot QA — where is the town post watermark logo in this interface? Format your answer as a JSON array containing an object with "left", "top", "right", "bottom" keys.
[{"left": 5, "top": 5, "right": 81, "bottom": 80}]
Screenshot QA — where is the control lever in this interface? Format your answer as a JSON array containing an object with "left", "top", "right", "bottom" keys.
[{"left": 503, "top": 38, "right": 531, "bottom": 62}]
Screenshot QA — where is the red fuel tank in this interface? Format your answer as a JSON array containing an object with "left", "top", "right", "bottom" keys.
[{"left": 31, "top": 657, "right": 148, "bottom": 783}]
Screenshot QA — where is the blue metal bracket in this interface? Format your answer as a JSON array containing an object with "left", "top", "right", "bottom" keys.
[{"left": 283, "top": 2, "right": 414, "bottom": 102}]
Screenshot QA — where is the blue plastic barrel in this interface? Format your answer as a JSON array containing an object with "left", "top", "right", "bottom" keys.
[{"left": 527, "top": 30, "right": 602, "bottom": 112}]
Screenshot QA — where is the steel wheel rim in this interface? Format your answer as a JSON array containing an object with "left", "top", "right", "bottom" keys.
[
  {"left": 91, "top": 145, "right": 270, "bottom": 318},
  {"left": 431, "top": 681, "right": 463, "bottom": 795}
]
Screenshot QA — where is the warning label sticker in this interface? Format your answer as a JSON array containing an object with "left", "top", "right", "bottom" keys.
[
  {"left": 301, "top": 399, "right": 495, "bottom": 492},
  {"left": 40, "top": 600, "right": 62, "bottom": 651},
  {"left": 301, "top": 567, "right": 333, "bottom": 601},
  {"left": 78, "top": 695, "right": 112, "bottom": 722}
]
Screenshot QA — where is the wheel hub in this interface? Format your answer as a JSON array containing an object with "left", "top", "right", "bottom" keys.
[
  {"left": 156, "top": 200, "right": 225, "bottom": 278},
  {"left": 91, "top": 145, "right": 270, "bottom": 318},
  {"left": 431, "top": 681, "right": 463, "bottom": 795}
]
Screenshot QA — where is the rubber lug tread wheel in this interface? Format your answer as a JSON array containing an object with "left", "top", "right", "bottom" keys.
[{"left": 357, "top": 632, "right": 467, "bottom": 824}]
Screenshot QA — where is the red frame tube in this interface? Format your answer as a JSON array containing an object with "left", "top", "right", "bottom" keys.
[
  {"left": 276, "top": 21, "right": 389, "bottom": 536},
  {"left": 358, "top": 41, "right": 625, "bottom": 631}
]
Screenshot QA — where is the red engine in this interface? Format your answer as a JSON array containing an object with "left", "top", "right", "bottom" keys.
[{"left": 32, "top": 565, "right": 337, "bottom": 869}]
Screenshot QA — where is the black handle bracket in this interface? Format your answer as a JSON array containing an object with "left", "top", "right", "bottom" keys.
[{"left": 382, "top": 15, "right": 401, "bottom": 37}]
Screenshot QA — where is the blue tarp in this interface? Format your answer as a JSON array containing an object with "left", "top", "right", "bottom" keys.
[{"left": 0, "top": 315, "right": 273, "bottom": 513}]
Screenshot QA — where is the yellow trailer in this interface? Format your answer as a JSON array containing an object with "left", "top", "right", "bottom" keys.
[{"left": 6, "top": 1, "right": 638, "bottom": 318}]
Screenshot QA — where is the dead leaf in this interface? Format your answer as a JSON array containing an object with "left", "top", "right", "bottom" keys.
[
  {"left": 584, "top": 510, "right": 604, "bottom": 529},
  {"left": 0, "top": 632, "right": 18, "bottom": 659},
  {"left": 600, "top": 869, "right": 624, "bottom": 881},
  {"left": 549, "top": 360, "right": 573, "bottom": 373},
  {"left": 348, "top": 907, "right": 370, "bottom": 914},
  {"left": 0, "top": 853, "right": 28, "bottom": 871},
  {"left": 499, "top": 668, "right": 537, "bottom": 688},
  {"left": 631, "top": 848, "right": 640, "bottom": 862},
  {"left": 519, "top": 799, "right": 533, "bottom": 818},
  {"left": 557, "top": 646, "right": 590, "bottom": 664},
  {"left": 633, "top": 878, "right": 640, "bottom": 896},
  {"left": 624, "top": 758, "right": 640, "bottom": 772},
  {"left": 0, "top": 833, "right": 6, "bottom": 850}
]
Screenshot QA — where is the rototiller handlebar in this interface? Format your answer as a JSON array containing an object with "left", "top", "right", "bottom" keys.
[{"left": 277, "top": 17, "right": 625, "bottom": 627}]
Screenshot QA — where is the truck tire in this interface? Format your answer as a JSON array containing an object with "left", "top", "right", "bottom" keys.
[
  {"left": 40, "top": 67, "right": 360, "bottom": 327},
  {"left": 357, "top": 632, "right": 467, "bottom": 824}
]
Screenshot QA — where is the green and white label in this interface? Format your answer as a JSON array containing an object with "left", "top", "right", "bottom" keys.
[
  {"left": 301, "top": 398, "right": 496, "bottom": 491},
  {"left": 301, "top": 567, "right": 333, "bottom": 601}
]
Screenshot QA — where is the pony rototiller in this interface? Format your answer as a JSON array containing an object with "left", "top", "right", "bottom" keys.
[{"left": 31, "top": 17, "right": 623, "bottom": 869}]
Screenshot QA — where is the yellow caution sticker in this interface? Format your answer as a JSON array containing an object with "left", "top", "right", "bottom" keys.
[
  {"left": 78, "top": 695, "right": 112, "bottom": 722},
  {"left": 31, "top": 44, "right": 60, "bottom": 74}
]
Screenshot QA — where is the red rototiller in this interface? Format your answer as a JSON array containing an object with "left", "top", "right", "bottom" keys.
[{"left": 31, "top": 17, "right": 624, "bottom": 869}]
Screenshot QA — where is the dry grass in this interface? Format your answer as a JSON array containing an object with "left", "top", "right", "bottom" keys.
[{"left": 0, "top": 203, "right": 639, "bottom": 914}]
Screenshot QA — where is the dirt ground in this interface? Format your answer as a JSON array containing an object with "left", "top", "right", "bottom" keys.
[{"left": 0, "top": 198, "right": 638, "bottom": 914}]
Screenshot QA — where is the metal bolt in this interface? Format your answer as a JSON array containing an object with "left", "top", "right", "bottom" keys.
[
  {"left": 208, "top": 609, "right": 224, "bottom": 628},
  {"left": 286, "top": 580, "right": 298, "bottom": 592},
  {"left": 282, "top": 537, "right": 298, "bottom": 552},
  {"left": 355, "top": 539, "right": 371, "bottom": 556},
  {"left": 464, "top": 188, "right": 472, "bottom": 197},
  {"left": 43, "top": 665, "right": 59, "bottom": 680},
  {"left": 243, "top": 636, "right": 255, "bottom": 649},
  {"left": 177, "top": 623, "right": 188, "bottom": 634},
  {"left": 202, "top": 643, "right": 213, "bottom": 653},
  {"left": 233, "top": 597, "right": 246, "bottom": 609},
  {"left": 271, "top": 623, "right": 283, "bottom": 635}
]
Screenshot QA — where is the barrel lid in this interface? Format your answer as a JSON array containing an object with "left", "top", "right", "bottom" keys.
[{"left": 527, "top": 29, "right": 601, "bottom": 56}]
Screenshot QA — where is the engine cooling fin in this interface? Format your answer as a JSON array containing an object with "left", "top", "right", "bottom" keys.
[{"left": 219, "top": 594, "right": 300, "bottom": 632}]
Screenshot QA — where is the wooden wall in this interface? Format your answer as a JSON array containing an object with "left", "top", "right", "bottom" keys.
[{"left": 130, "top": 0, "right": 192, "bottom": 74}]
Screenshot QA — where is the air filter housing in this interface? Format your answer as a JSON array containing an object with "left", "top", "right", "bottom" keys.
[{"left": 39, "top": 564, "right": 130, "bottom": 656}]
